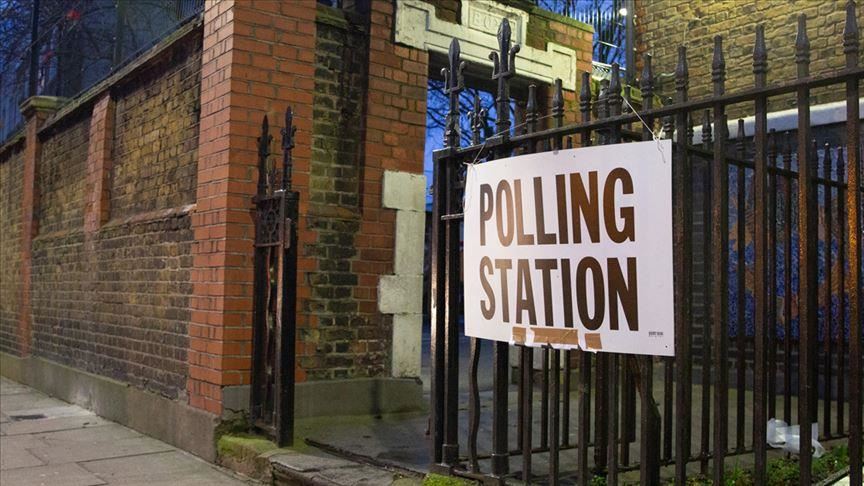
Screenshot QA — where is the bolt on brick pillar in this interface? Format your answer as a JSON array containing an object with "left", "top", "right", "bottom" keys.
[
  {"left": 189, "top": 0, "right": 316, "bottom": 415},
  {"left": 18, "top": 96, "right": 63, "bottom": 357}
]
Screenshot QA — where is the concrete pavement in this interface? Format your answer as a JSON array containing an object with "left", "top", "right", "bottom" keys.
[{"left": 0, "top": 377, "right": 256, "bottom": 486}]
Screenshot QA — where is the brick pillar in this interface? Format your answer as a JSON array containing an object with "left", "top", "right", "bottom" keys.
[
  {"left": 189, "top": 0, "right": 316, "bottom": 415},
  {"left": 18, "top": 96, "right": 63, "bottom": 357},
  {"left": 84, "top": 94, "right": 114, "bottom": 234},
  {"left": 361, "top": 0, "right": 429, "bottom": 377}
]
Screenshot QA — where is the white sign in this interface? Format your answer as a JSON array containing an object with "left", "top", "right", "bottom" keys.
[{"left": 463, "top": 140, "right": 674, "bottom": 356}]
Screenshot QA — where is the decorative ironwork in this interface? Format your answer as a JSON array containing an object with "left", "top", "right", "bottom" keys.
[
  {"left": 429, "top": 3, "right": 864, "bottom": 484},
  {"left": 250, "top": 107, "right": 299, "bottom": 447}
]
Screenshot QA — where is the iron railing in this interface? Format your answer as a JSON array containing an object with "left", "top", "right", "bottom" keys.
[
  {"left": 0, "top": 0, "right": 204, "bottom": 143},
  {"left": 429, "top": 2, "right": 862, "bottom": 485},
  {"left": 250, "top": 108, "right": 299, "bottom": 447}
]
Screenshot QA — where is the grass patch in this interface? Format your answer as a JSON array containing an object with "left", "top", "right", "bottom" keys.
[
  {"left": 422, "top": 473, "right": 478, "bottom": 486},
  {"left": 681, "top": 444, "right": 850, "bottom": 485}
]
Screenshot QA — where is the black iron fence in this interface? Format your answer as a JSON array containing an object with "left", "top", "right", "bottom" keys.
[
  {"left": 0, "top": 0, "right": 203, "bottom": 143},
  {"left": 429, "top": 3, "right": 862, "bottom": 485},
  {"left": 250, "top": 108, "right": 299, "bottom": 447}
]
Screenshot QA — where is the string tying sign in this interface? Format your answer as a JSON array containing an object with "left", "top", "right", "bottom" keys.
[{"left": 463, "top": 140, "right": 675, "bottom": 356}]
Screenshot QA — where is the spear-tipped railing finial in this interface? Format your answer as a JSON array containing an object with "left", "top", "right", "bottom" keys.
[
  {"left": 281, "top": 106, "right": 296, "bottom": 191},
  {"left": 796, "top": 14, "right": 811, "bottom": 78},
  {"left": 753, "top": 26, "right": 767, "bottom": 88},
  {"left": 442, "top": 39, "right": 466, "bottom": 147},
  {"left": 844, "top": 0, "right": 859, "bottom": 67},
  {"left": 609, "top": 63, "right": 622, "bottom": 117},
  {"left": 489, "top": 18, "right": 520, "bottom": 136},
  {"left": 257, "top": 114, "right": 272, "bottom": 195},
  {"left": 468, "top": 93, "right": 488, "bottom": 146},
  {"left": 676, "top": 46, "right": 689, "bottom": 103}
]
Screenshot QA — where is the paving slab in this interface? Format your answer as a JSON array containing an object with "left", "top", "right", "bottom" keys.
[
  {"left": 271, "top": 451, "right": 406, "bottom": 486},
  {"left": 29, "top": 435, "right": 176, "bottom": 464},
  {"left": 0, "top": 462, "right": 106, "bottom": 486},
  {"left": 0, "top": 378, "right": 253, "bottom": 485},
  {"left": 0, "top": 393, "right": 68, "bottom": 413},
  {"left": 2, "top": 414, "right": 108, "bottom": 436},
  {"left": 82, "top": 451, "right": 246, "bottom": 486},
  {"left": 0, "top": 444, "right": 45, "bottom": 471}
]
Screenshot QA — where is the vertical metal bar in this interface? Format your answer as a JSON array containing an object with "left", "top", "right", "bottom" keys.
[
  {"left": 550, "top": 349, "right": 561, "bottom": 486},
  {"left": 469, "top": 338, "right": 481, "bottom": 473},
  {"left": 542, "top": 348, "right": 550, "bottom": 449},
  {"left": 520, "top": 346, "right": 533, "bottom": 482},
  {"left": 607, "top": 64, "right": 623, "bottom": 486},
  {"left": 700, "top": 108, "right": 713, "bottom": 477},
  {"left": 563, "top": 351, "right": 571, "bottom": 448},
  {"left": 752, "top": 27, "right": 769, "bottom": 483},
  {"left": 577, "top": 71, "right": 592, "bottom": 486},
  {"left": 783, "top": 132, "right": 794, "bottom": 425},
  {"left": 490, "top": 19, "right": 519, "bottom": 478},
  {"left": 279, "top": 192, "right": 299, "bottom": 447},
  {"left": 112, "top": 0, "right": 128, "bottom": 67},
  {"left": 710, "top": 40, "right": 730, "bottom": 486},
  {"left": 735, "top": 118, "right": 747, "bottom": 454},
  {"left": 521, "top": 83, "right": 540, "bottom": 484},
  {"left": 593, "top": 81, "right": 610, "bottom": 476},
  {"left": 638, "top": 54, "right": 661, "bottom": 486},
  {"left": 441, "top": 39, "right": 465, "bottom": 468},
  {"left": 467, "top": 95, "right": 486, "bottom": 474},
  {"left": 278, "top": 108, "right": 299, "bottom": 448},
  {"left": 608, "top": 355, "right": 620, "bottom": 486},
  {"left": 823, "top": 141, "right": 833, "bottom": 439},
  {"left": 550, "top": 81, "right": 565, "bottom": 485},
  {"left": 429, "top": 146, "right": 445, "bottom": 465},
  {"left": 843, "top": 2, "right": 861, "bottom": 483},
  {"left": 673, "top": 47, "right": 693, "bottom": 485},
  {"left": 28, "top": 0, "right": 40, "bottom": 97},
  {"left": 768, "top": 129, "right": 779, "bottom": 422},
  {"left": 250, "top": 115, "right": 272, "bottom": 430},
  {"left": 836, "top": 146, "right": 847, "bottom": 437},
  {"left": 795, "top": 15, "right": 815, "bottom": 485},
  {"left": 663, "top": 355, "right": 673, "bottom": 463}
]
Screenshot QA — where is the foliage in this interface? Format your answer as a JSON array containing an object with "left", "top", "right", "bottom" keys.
[
  {"left": 678, "top": 444, "right": 851, "bottom": 486},
  {"left": 422, "top": 473, "right": 478, "bottom": 486}
]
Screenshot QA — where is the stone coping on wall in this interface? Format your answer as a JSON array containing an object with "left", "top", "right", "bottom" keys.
[
  {"left": 35, "top": 15, "right": 203, "bottom": 139},
  {"left": 394, "top": 0, "right": 581, "bottom": 90},
  {"left": 690, "top": 97, "right": 864, "bottom": 144}
]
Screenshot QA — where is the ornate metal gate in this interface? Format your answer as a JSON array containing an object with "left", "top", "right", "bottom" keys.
[
  {"left": 430, "top": 4, "right": 862, "bottom": 485},
  {"left": 250, "top": 107, "right": 299, "bottom": 447}
]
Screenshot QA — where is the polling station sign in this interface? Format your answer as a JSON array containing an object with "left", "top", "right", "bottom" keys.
[{"left": 463, "top": 140, "right": 674, "bottom": 356}]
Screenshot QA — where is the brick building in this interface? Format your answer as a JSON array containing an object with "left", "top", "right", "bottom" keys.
[
  {"left": 0, "top": 0, "right": 592, "bottom": 460},
  {"left": 636, "top": 0, "right": 862, "bottom": 108}
]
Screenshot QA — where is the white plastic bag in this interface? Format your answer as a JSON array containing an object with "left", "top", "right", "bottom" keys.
[{"left": 766, "top": 418, "right": 825, "bottom": 457}]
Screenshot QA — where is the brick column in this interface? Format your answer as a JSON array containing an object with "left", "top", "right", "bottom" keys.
[
  {"left": 18, "top": 96, "right": 62, "bottom": 357},
  {"left": 83, "top": 94, "right": 114, "bottom": 234},
  {"left": 361, "top": 0, "right": 429, "bottom": 377},
  {"left": 189, "top": 0, "right": 316, "bottom": 415}
]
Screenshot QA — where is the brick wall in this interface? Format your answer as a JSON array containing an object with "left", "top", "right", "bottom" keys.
[
  {"left": 636, "top": 0, "right": 862, "bottom": 105},
  {"left": 189, "top": 0, "right": 317, "bottom": 414},
  {"left": 20, "top": 30, "right": 202, "bottom": 400},
  {"left": 0, "top": 142, "right": 24, "bottom": 355},
  {"left": 111, "top": 38, "right": 202, "bottom": 219},
  {"left": 299, "top": 6, "right": 381, "bottom": 380},
  {"left": 37, "top": 118, "right": 90, "bottom": 235}
]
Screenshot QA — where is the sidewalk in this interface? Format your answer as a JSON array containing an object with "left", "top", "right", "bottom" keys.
[{"left": 0, "top": 377, "right": 256, "bottom": 486}]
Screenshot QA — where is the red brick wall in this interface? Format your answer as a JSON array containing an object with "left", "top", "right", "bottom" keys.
[{"left": 189, "top": 0, "right": 317, "bottom": 414}]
